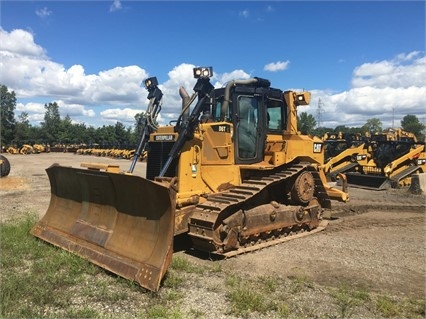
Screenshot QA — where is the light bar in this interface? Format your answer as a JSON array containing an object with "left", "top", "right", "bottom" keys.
[{"left": 193, "top": 67, "right": 213, "bottom": 79}]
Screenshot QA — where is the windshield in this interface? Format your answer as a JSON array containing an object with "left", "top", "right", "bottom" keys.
[{"left": 267, "top": 98, "right": 284, "bottom": 132}]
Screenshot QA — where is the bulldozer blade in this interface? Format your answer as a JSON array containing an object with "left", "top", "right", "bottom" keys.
[
  {"left": 30, "top": 164, "right": 176, "bottom": 292},
  {"left": 345, "top": 172, "right": 391, "bottom": 190}
]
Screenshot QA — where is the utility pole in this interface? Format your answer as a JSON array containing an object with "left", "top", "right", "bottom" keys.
[
  {"left": 316, "top": 98, "right": 323, "bottom": 128},
  {"left": 392, "top": 107, "right": 395, "bottom": 128}
]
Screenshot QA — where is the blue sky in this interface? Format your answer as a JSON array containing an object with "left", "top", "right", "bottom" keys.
[{"left": 0, "top": 1, "right": 425, "bottom": 129}]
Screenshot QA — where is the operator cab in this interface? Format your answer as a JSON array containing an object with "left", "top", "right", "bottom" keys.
[{"left": 211, "top": 83, "right": 287, "bottom": 164}]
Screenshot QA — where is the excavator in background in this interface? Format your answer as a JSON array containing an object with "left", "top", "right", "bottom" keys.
[
  {"left": 322, "top": 132, "right": 366, "bottom": 182},
  {"left": 345, "top": 128, "right": 425, "bottom": 189},
  {"left": 31, "top": 67, "right": 349, "bottom": 292}
]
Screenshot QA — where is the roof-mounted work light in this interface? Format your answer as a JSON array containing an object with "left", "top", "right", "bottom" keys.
[
  {"left": 294, "top": 92, "right": 311, "bottom": 106},
  {"left": 144, "top": 77, "right": 159, "bottom": 90},
  {"left": 193, "top": 66, "right": 213, "bottom": 79},
  {"left": 144, "top": 77, "right": 162, "bottom": 100}
]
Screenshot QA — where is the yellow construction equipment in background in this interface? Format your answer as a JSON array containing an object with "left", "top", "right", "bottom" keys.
[
  {"left": 322, "top": 132, "right": 366, "bottom": 182},
  {"left": 345, "top": 129, "right": 425, "bottom": 189}
]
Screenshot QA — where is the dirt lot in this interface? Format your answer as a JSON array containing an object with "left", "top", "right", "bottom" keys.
[{"left": 1, "top": 152, "right": 425, "bottom": 301}]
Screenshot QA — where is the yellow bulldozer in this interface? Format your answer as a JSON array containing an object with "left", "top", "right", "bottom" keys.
[{"left": 31, "top": 67, "right": 349, "bottom": 292}]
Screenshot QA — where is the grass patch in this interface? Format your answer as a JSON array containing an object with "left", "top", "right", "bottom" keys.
[
  {"left": 227, "top": 285, "right": 269, "bottom": 316},
  {"left": 1, "top": 213, "right": 424, "bottom": 319},
  {"left": 225, "top": 274, "right": 281, "bottom": 317},
  {"left": 376, "top": 295, "right": 400, "bottom": 317},
  {"left": 288, "top": 274, "right": 314, "bottom": 293},
  {"left": 162, "top": 271, "right": 185, "bottom": 289},
  {"left": 0, "top": 214, "right": 128, "bottom": 318},
  {"left": 258, "top": 275, "right": 279, "bottom": 293},
  {"left": 144, "top": 304, "right": 183, "bottom": 319},
  {"left": 170, "top": 255, "right": 205, "bottom": 274},
  {"left": 330, "top": 283, "right": 370, "bottom": 318},
  {"left": 65, "top": 307, "right": 99, "bottom": 318}
]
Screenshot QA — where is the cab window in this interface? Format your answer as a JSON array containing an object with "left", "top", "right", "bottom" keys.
[{"left": 267, "top": 98, "right": 284, "bottom": 132}]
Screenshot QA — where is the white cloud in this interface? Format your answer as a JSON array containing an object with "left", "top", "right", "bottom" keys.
[
  {"left": 35, "top": 7, "right": 52, "bottom": 18},
  {"left": 0, "top": 28, "right": 150, "bottom": 125},
  {"left": 0, "top": 28, "right": 46, "bottom": 58},
  {"left": 266, "top": 5, "right": 274, "bottom": 12},
  {"left": 109, "top": 0, "right": 122, "bottom": 12},
  {"left": 308, "top": 85, "right": 425, "bottom": 128},
  {"left": 352, "top": 51, "right": 425, "bottom": 88},
  {"left": 1, "top": 28, "right": 425, "bottom": 130},
  {"left": 160, "top": 63, "right": 198, "bottom": 115},
  {"left": 100, "top": 108, "right": 140, "bottom": 123},
  {"left": 57, "top": 100, "right": 96, "bottom": 117},
  {"left": 298, "top": 51, "right": 426, "bottom": 128},
  {"left": 217, "top": 70, "right": 251, "bottom": 85},
  {"left": 239, "top": 9, "right": 249, "bottom": 18},
  {"left": 264, "top": 61, "right": 290, "bottom": 72},
  {"left": 16, "top": 102, "right": 45, "bottom": 114}
]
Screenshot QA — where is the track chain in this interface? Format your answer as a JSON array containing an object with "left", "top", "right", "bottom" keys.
[{"left": 188, "top": 163, "right": 328, "bottom": 256}]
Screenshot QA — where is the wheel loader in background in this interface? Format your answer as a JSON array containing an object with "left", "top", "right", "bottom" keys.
[{"left": 31, "top": 67, "right": 349, "bottom": 292}]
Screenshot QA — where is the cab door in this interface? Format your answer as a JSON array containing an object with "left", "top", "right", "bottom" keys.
[{"left": 235, "top": 94, "right": 265, "bottom": 164}]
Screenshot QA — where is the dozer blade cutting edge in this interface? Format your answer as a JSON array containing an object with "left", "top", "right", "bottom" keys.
[
  {"left": 345, "top": 172, "right": 391, "bottom": 190},
  {"left": 30, "top": 164, "right": 176, "bottom": 292}
]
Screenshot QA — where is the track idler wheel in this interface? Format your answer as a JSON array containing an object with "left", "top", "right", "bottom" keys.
[{"left": 291, "top": 171, "right": 315, "bottom": 204}]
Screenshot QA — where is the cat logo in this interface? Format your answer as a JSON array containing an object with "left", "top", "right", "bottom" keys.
[{"left": 313, "top": 143, "right": 323, "bottom": 153}]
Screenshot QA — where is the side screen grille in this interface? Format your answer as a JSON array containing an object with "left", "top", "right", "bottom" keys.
[{"left": 146, "top": 141, "right": 178, "bottom": 180}]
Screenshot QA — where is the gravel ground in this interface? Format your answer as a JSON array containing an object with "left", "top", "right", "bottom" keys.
[{"left": 1, "top": 152, "right": 425, "bottom": 318}]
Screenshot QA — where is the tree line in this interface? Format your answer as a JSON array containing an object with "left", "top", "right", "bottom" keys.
[
  {"left": 1, "top": 85, "right": 145, "bottom": 150},
  {"left": 1, "top": 84, "right": 425, "bottom": 150},
  {"left": 298, "top": 112, "right": 425, "bottom": 141}
]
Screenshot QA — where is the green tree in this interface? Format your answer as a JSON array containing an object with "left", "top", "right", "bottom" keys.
[
  {"left": 362, "top": 117, "right": 382, "bottom": 134},
  {"left": 14, "top": 112, "right": 31, "bottom": 145},
  {"left": 401, "top": 114, "right": 425, "bottom": 141},
  {"left": 132, "top": 112, "right": 148, "bottom": 146},
  {"left": 29, "top": 125, "right": 44, "bottom": 144},
  {"left": 41, "top": 102, "right": 61, "bottom": 145},
  {"left": 0, "top": 84, "right": 17, "bottom": 146},
  {"left": 96, "top": 125, "right": 117, "bottom": 148},
  {"left": 334, "top": 125, "right": 351, "bottom": 134},
  {"left": 297, "top": 112, "right": 317, "bottom": 135},
  {"left": 114, "top": 121, "right": 133, "bottom": 148},
  {"left": 58, "top": 114, "right": 75, "bottom": 144},
  {"left": 313, "top": 127, "right": 337, "bottom": 139},
  {"left": 72, "top": 122, "right": 89, "bottom": 145},
  {"left": 134, "top": 112, "right": 144, "bottom": 137},
  {"left": 85, "top": 125, "right": 97, "bottom": 146}
]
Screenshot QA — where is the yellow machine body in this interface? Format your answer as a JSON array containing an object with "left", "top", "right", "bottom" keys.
[{"left": 31, "top": 76, "right": 348, "bottom": 292}]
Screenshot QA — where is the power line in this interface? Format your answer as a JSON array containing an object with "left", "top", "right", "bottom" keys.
[
  {"left": 316, "top": 98, "right": 324, "bottom": 128},
  {"left": 392, "top": 107, "right": 395, "bottom": 128}
]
